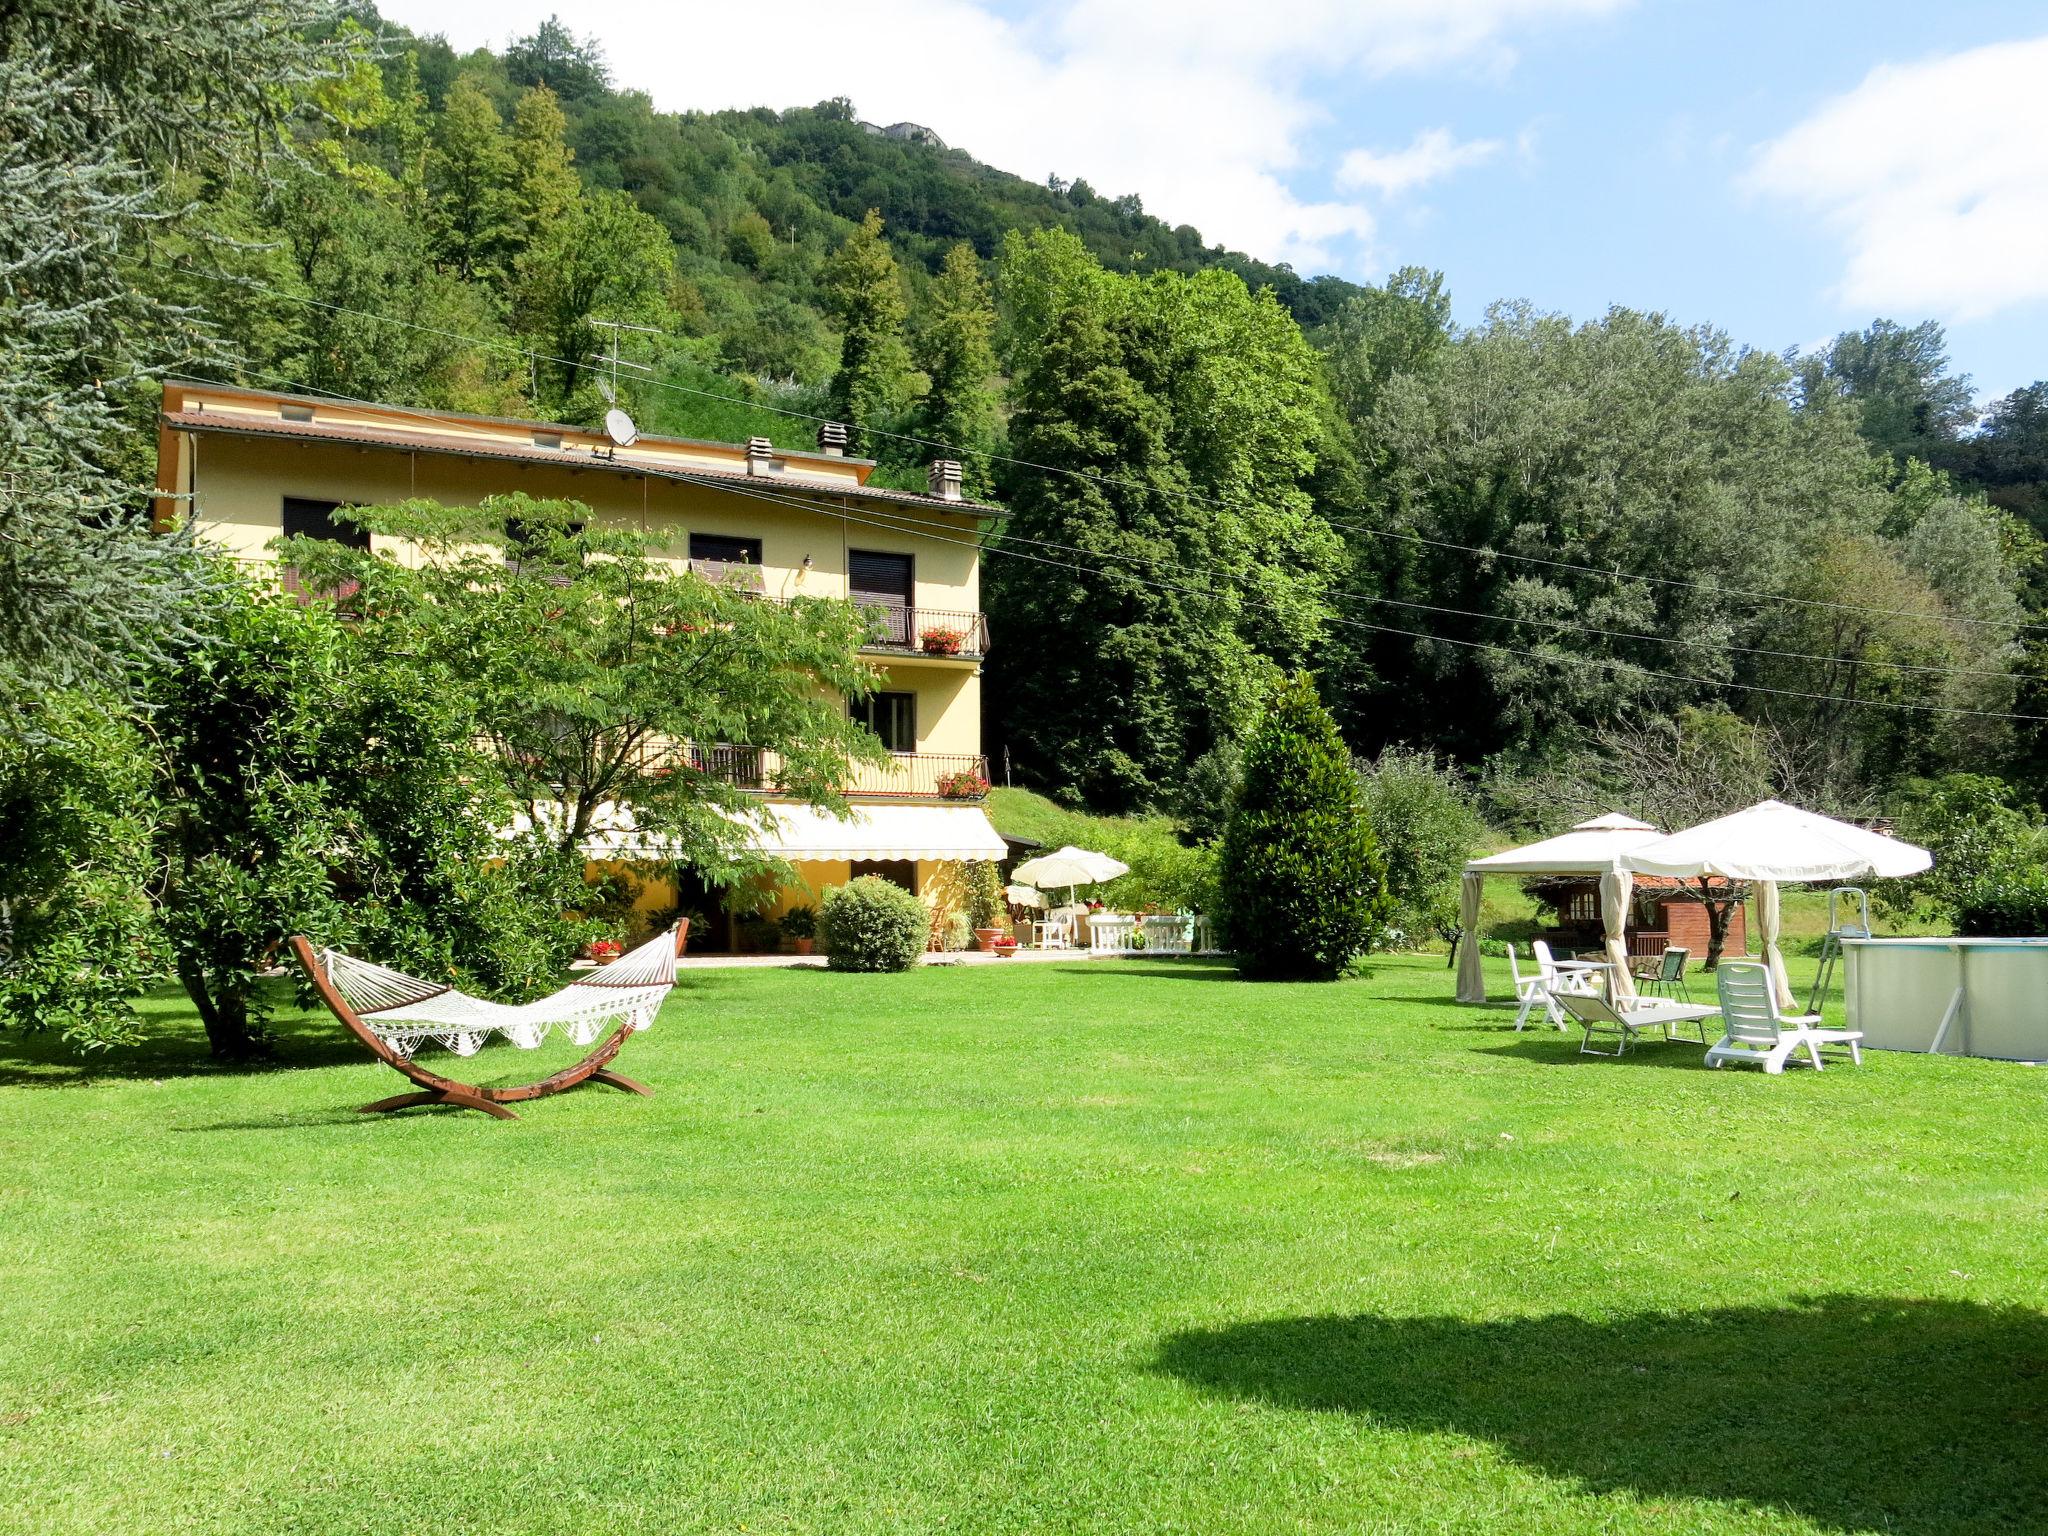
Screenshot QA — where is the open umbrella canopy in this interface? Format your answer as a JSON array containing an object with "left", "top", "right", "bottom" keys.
[
  {"left": 1011, "top": 846, "right": 1130, "bottom": 889},
  {"left": 1621, "top": 800, "right": 1931, "bottom": 884},
  {"left": 1622, "top": 799, "right": 1932, "bottom": 1012},
  {"left": 1004, "top": 883, "right": 1045, "bottom": 909},
  {"left": 1465, "top": 813, "right": 1662, "bottom": 875}
]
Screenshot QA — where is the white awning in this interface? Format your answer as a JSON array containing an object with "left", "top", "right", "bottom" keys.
[
  {"left": 743, "top": 802, "right": 1007, "bottom": 862},
  {"left": 505, "top": 800, "right": 1006, "bottom": 863}
]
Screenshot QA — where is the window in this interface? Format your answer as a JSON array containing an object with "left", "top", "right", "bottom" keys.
[
  {"left": 849, "top": 549, "right": 913, "bottom": 645},
  {"left": 504, "top": 514, "right": 584, "bottom": 574},
  {"left": 689, "top": 533, "right": 763, "bottom": 566},
  {"left": 852, "top": 691, "right": 916, "bottom": 753},
  {"left": 279, "top": 497, "right": 366, "bottom": 605},
  {"left": 281, "top": 496, "right": 367, "bottom": 549},
  {"left": 852, "top": 859, "right": 917, "bottom": 894}
]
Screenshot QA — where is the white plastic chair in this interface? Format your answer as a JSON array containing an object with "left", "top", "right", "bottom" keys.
[
  {"left": 1706, "top": 962, "right": 1863, "bottom": 1074},
  {"left": 1512, "top": 940, "right": 1598, "bottom": 1031},
  {"left": 1032, "top": 913, "right": 1075, "bottom": 950}
]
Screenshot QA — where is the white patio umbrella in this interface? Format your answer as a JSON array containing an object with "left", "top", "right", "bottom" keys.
[
  {"left": 1004, "top": 883, "right": 1045, "bottom": 909},
  {"left": 1457, "top": 813, "right": 1662, "bottom": 1004},
  {"left": 1621, "top": 799, "right": 1932, "bottom": 1009},
  {"left": 1011, "top": 845, "right": 1130, "bottom": 906}
]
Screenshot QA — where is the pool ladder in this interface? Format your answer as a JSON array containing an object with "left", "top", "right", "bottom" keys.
[{"left": 1807, "top": 886, "right": 1871, "bottom": 1015}]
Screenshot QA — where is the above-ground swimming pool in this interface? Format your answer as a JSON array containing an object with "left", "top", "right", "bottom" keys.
[{"left": 1842, "top": 937, "right": 2048, "bottom": 1062}]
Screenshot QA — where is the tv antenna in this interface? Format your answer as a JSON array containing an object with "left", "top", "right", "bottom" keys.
[{"left": 589, "top": 319, "right": 657, "bottom": 453}]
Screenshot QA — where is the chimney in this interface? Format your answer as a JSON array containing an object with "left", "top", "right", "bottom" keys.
[
  {"left": 745, "top": 436, "right": 775, "bottom": 475},
  {"left": 927, "top": 459, "right": 964, "bottom": 502},
  {"left": 816, "top": 421, "right": 849, "bottom": 456}
]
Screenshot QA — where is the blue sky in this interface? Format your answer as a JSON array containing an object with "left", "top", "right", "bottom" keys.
[{"left": 391, "top": 0, "right": 2048, "bottom": 407}]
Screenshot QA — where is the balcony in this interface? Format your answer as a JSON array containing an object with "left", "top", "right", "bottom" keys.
[
  {"left": 661, "top": 744, "right": 991, "bottom": 801},
  {"left": 855, "top": 604, "right": 989, "bottom": 661}
]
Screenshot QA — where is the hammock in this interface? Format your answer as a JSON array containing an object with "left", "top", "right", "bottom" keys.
[
  {"left": 290, "top": 923, "right": 686, "bottom": 1121},
  {"left": 316, "top": 927, "right": 680, "bottom": 1059}
]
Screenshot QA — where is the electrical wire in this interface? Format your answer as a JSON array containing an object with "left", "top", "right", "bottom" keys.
[
  {"left": 177, "top": 262, "right": 2048, "bottom": 637},
  {"left": 180, "top": 363, "right": 2028, "bottom": 689},
  {"left": 173, "top": 362, "right": 2048, "bottom": 723}
]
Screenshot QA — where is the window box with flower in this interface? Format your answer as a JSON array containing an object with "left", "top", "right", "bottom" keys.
[{"left": 935, "top": 768, "right": 990, "bottom": 801}]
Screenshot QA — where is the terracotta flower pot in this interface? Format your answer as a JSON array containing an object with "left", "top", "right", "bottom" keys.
[
  {"left": 974, "top": 928, "right": 1002, "bottom": 952},
  {"left": 793, "top": 937, "right": 815, "bottom": 956}
]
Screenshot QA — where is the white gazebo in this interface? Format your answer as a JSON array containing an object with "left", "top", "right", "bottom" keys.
[
  {"left": 1456, "top": 813, "right": 1664, "bottom": 1004},
  {"left": 1621, "top": 799, "right": 1931, "bottom": 1010}
]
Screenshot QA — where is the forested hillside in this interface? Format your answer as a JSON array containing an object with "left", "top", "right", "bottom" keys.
[{"left": 68, "top": 8, "right": 2048, "bottom": 820}]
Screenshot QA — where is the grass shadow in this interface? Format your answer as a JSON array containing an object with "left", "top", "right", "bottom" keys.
[
  {"left": 1090, "top": 960, "right": 1242, "bottom": 982},
  {"left": 0, "top": 981, "right": 362, "bottom": 1089},
  {"left": 1154, "top": 1296, "right": 2048, "bottom": 1535},
  {"left": 1475, "top": 1038, "right": 1719, "bottom": 1070}
]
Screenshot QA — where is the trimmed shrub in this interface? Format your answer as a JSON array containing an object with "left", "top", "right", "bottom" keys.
[
  {"left": 820, "top": 876, "right": 928, "bottom": 971},
  {"left": 1218, "top": 673, "right": 1388, "bottom": 980}
]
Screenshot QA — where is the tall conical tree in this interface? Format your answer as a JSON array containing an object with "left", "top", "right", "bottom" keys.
[
  {"left": 912, "top": 243, "right": 999, "bottom": 490},
  {"left": 1217, "top": 673, "right": 1388, "bottom": 980},
  {"left": 821, "top": 209, "right": 910, "bottom": 452},
  {"left": 509, "top": 84, "right": 579, "bottom": 248},
  {"left": 427, "top": 75, "right": 518, "bottom": 282}
]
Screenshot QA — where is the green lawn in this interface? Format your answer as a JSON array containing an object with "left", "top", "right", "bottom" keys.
[{"left": 1, "top": 955, "right": 2042, "bottom": 1535}]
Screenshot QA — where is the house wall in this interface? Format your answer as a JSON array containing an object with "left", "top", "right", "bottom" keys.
[
  {"left": 1656, "top": 897, "right": 1747, "bottom": 958},
  {"left": 163, "top": 404, "right": 985, "bottom": 760}
]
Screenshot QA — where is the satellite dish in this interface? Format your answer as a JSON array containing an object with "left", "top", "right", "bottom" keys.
[{"left": 604, "top": 407, "right": 639, "bottom": 448}]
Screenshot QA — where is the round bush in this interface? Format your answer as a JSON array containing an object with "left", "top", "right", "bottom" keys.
[{"left": 820, "top": 876, "right": 929, "bottom": 972}]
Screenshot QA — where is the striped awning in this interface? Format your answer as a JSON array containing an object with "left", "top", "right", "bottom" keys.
[
  {"left": 743, "top": 802, "right": 1005, "bottom": 862},
  {"left": 507, "top": 799, "right": 1006, "bottom": 863}
]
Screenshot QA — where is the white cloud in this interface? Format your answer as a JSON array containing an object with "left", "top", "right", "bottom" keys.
[
  {"left": 380, "top": 0, "right": 1622, "bottom": 273},
  {"left": 1336, "top": 128, "right": 1502, "bottom": 196},
  {"left": 1750, "top": 35, "right": 2048, "bottom": 322}
]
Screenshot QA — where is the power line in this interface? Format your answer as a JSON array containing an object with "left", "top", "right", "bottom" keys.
[
  {"left": 660, "top": 471, "right": 2048, "bottom": 724},
  {"left": 189, "top": 364, "right": 2025, "bottom": 689},
  {"left": 179, "top": 363, "right": 2048, "bottom": 722},
  {"left": 178, "top": 263, "right": 2047, "bottom": 637}
]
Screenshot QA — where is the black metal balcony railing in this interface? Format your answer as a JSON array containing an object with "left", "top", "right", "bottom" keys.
[
  {"left": 654, "top": 743, "right": 990, "bottom": 800},
  {"left": 685, "top": 557, "right": 767, "bottom": 593},
  {"left": 855, "top": 603, "right": 989, "bottom": 659}
]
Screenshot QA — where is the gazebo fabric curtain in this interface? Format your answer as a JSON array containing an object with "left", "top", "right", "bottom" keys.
[
  {"left": 1456, "top": 870, "right": 1486, "bottom": 1003},
  {"left": 1754, "top": 879, "right": 1793, "bottom": 1010},
  {"left": 1600, "top": 867, "right": 1636, "bottom": 1001}
]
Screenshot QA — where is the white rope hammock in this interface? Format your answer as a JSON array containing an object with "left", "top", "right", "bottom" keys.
[{"left": 318, "top": 929, "right": 680, "bottom": 1059}]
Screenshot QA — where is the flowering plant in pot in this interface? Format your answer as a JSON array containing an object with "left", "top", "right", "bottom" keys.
[
  {"left": 967, "top": 861, "right": 1006, "bottom": 952},
  {"left": 936, "top": 768, "right": 990, "bottom": 801},
  {"left": 991, "top": 935, "right": 1018, "bottom": 957},
  {"left": 588, "top": 938, "right": 623, "bottom": 965},
  {"left": 919, "top": 625, "right": 966, "bottom": 655},
  {"left": 781, "top": 903, "right": 818, "bottom": 955}
]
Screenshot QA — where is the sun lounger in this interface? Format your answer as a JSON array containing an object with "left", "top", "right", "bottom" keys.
[{"left": 1555, "top": 991, "right": 1720, "bottom": 1057}]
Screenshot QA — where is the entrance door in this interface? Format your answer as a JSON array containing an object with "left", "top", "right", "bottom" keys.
[{"left": 849, "top": 549, "right": 913, "bottom": 646}]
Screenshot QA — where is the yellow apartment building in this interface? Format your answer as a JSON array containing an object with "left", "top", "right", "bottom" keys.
[{"left": 153, "top": 380, "right": 1010, "bottom": 949}]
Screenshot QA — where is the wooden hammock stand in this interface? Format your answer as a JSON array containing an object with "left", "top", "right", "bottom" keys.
[{"left": 288, "top": 921, "right": 687, "bottom": 1121}]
